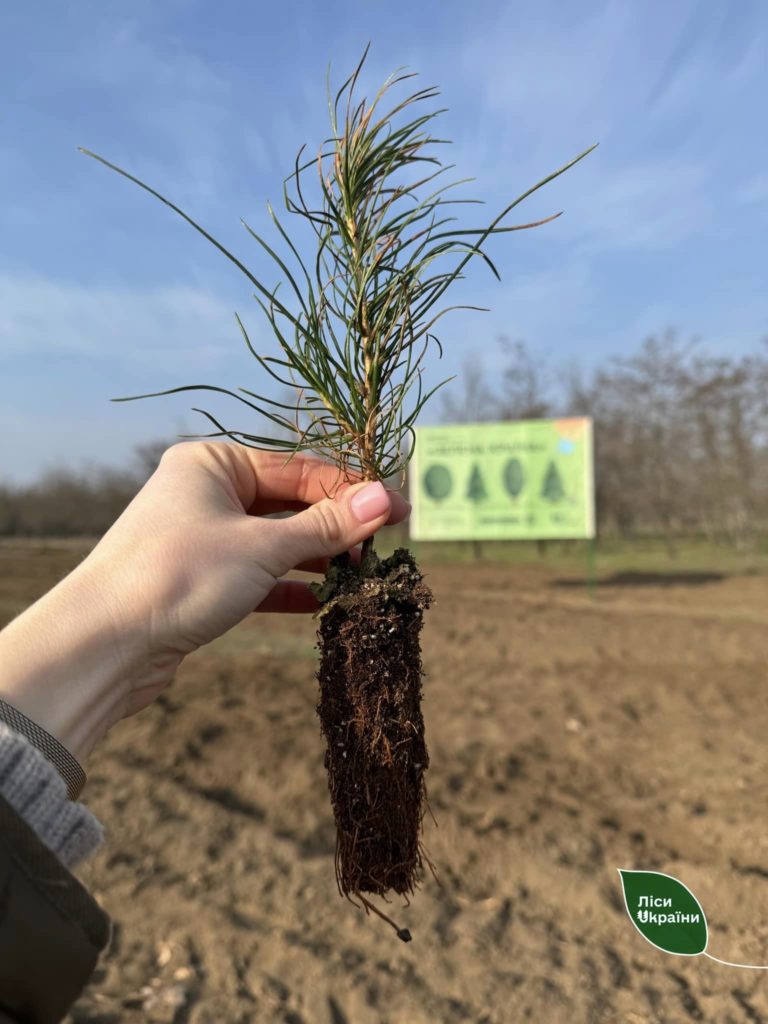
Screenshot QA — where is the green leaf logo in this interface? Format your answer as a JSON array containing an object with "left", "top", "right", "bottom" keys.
[{"left": 618, "top": 870, "right": 708, "bottom": 956}]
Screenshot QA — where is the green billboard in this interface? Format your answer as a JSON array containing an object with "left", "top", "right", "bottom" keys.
[{"left": 409, "top": 418, "right": 595, "bottom": 541}]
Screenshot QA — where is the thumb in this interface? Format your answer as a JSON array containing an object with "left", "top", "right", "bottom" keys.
[{"left": 264, "top": 480, "right": 400, "bottom": 576}]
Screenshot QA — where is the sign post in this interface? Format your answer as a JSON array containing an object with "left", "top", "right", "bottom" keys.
[{"left": 410, "top": 418, "right": 595, "bottom": 543}]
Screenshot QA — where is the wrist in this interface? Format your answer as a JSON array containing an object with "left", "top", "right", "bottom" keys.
[{"left": 0, "top": 561, "right": 147, "bottom": 762}]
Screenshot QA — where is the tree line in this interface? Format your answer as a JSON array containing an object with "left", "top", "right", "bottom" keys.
[
  {"left": 441, "top": 332, "right": 768, "bottom": 549},
  {"left": 0, "top": 440, "right": 170, "bottom": 538},
  {"left": 2, "top": 332, "right": 766, "bottom": 546}
]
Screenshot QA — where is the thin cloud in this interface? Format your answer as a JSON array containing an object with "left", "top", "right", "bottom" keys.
[
  {"left": 0, "top": 273, "right": 236, "bottom": 370},
  {"left": 567, "top": 157, "right": 712, "bottom": 254}
]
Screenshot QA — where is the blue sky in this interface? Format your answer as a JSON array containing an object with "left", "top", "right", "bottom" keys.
[{"left": 1, "top": 0, "right": 766, "bottom": 484}]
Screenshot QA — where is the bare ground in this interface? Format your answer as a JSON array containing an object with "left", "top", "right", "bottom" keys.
[{"left": 3, "top": 543, "right": 768, "bottom": 1023}]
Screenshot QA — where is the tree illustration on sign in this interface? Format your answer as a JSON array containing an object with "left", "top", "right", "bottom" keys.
[
  {"left": 541, "top": 460, "right": 565, "bottom": 502},
  {"left": 466, "top": 464, "right": 488, "bottom": 502},
  {"left": 423, "top": 464, "right": 453, "bottom": 502},
  {"left": 502, "top": 457, "right": 524, "bottom": 498}
]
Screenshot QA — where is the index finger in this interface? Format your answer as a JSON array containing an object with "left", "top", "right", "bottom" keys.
[
  {"left": 241, "top": 450, "right": 361, "bottom": 510},
  {"left": 220, "top": 446, "right": 409, "bottom": 522}
]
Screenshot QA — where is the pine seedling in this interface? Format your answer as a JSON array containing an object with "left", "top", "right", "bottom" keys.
[{"left": 80, "top": 46, "right": 593, "bottom": 938}]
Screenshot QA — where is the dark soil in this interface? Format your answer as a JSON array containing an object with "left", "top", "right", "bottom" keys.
[{"left": 313, "top": 548, "right": 433, "bottom": 911}]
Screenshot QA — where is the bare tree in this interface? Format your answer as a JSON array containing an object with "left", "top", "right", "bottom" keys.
[
  {"left": 441, "top": 356, "right": 498, "bottom": 423},
  {"left": 496, "top": 336, "right": 552, "bottom": 420}
]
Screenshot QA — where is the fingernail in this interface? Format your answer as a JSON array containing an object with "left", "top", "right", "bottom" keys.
[{"left": 350, "top": 481, "right": 390, "bottom": 523}]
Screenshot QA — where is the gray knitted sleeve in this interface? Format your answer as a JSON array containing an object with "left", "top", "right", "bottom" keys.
[{"left": 0, "top": 721, "right": 104, "bottom": 869}]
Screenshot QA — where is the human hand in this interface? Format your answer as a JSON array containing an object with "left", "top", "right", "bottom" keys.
[{"left": 0, "top": 442, "right": 410, "bottom": 761}]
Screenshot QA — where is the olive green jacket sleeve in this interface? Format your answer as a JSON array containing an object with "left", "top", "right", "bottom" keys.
[
  {"left": 0, "top": 792, "right": 111, "bottom": 1023},
  {"left": 0, "top": 723, "right": 110, "bottom": 1023}
]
